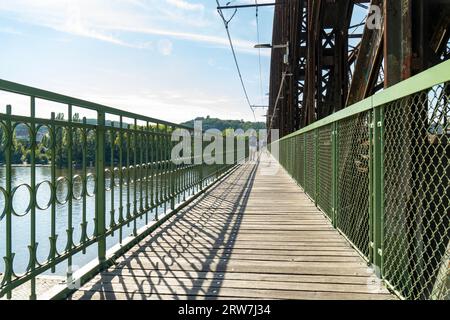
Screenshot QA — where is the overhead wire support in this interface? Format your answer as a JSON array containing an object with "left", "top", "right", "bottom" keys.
[
  {"left": 216, "top": 0, "right": 256, "bottom": 121},
  {"left": 255, "top": 0, "right": 265, "bottom": 107},
  {"left": 268, "top": 72, "right": 288, "bottom": 133},
  {"left": 217, "top": 2, "right": 278, "bottom": 10}
]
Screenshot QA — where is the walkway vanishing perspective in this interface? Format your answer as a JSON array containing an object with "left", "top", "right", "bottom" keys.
[{"left": 70, "top": 153, "right": 395, "bottom": 300}]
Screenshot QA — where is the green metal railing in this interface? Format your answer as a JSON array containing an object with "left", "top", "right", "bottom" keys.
[
  {"left": 0, "top": 80, "right": 246, "bottom": 299},
  {"left": 274, "top": 60, "right": 450, "bottom": 300}
]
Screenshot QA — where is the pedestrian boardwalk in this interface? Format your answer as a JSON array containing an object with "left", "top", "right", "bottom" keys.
[{"left": 70, "top": 153, "right": 395, "bottom": 300}]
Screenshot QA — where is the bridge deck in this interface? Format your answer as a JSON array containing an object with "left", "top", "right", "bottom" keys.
[{"left": 70, "top": 154, "right": 395, "bottom": 300}]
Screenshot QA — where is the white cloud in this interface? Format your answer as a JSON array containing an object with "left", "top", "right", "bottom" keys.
[
  {"left": 0, "top": 27, "right": 22, "bottom": 35},
  {"left": 0, "top": 0, "right": 270, "bottom": 56},
  {"left": 166, "top": 0, "right": 204, "bottom": 11},
  {"left": 157, "top": 39, "right": 173, "bottom": 56}
]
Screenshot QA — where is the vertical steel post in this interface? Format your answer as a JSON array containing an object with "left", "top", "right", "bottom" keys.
[
  {"left": 170, "top": 126, "right": 175, "bottom": 210},
  {"left": 118, "top": 116, "right": 124, "bottom": 243},
  {"left": 49, "top": 112, "right": 57, "bottom": 273},
  {"left": 133, "top": 119, "right": 138, "bottom": 235},
  {"left": 66, "top": 104, "right": 74, "bottom": 285},
  {"left": 81, "top": 117, "right": 88, "bottom": 252},
  {"left": 314, "top": 128, "right": 319, "bottom": 205},
  {"left": 3, "top": 105, "right": 13, "bottom": 299},
  {"left": 372, "top": 106, "right": 384, "bottom": 277},
  {"left": 303, "top": 134, "right": 306, "bottom": 188},
  {"left": 369, "top": 110, "right": 375, "bottom": 266},
  {"left": 29, "top": 99, "right": 37, "bottom": 300},
  {"left": 332, "top": 121, "right": 338, "bottom": 228},
  {"left": 110, "top": 122, "right": 116, "bottom": 232},
  {"left": 145, "top": 122, "right": 150, "bottom": 222},
  {"left": 96, "top": 111, "right": 106, "bottom": 264}
]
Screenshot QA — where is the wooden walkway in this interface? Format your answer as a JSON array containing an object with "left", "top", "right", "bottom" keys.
[{"left": 70, "top": 153, "right": 395, "bottom": 300}]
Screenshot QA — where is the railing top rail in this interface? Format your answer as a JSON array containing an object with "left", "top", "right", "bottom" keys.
[
  {"left": 0, "top": 78, "right": 192, "bottom": 130},
  {"left": 276, "top": 59, "right": 450, "bottom": 142}
]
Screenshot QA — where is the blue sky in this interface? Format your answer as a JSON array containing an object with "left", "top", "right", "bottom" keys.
[{"left": 0, "top": 0, "right": 275, "bottom": 123}]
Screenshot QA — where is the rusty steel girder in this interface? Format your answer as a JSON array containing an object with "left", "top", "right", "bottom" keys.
[{"left": 268, "top": 0, "right": 450, "bottom": 137}]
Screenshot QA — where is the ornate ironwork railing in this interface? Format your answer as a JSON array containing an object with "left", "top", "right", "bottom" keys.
[
  {"left": 0, "top": 80, "right": 246, "bottom": 299},
  {"left": 273, "top": 60, "right": 450, "bottom": 300}
]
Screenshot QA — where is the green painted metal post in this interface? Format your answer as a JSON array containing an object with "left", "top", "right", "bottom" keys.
[
  {"left": 154, "top": 124, "right": 160, "bottom": 221},
  {"left": 170, "top": 126, "right": 175, "bottom": 210},
  {"left": 372, "top": 106, "right": 384, "bottom": 277},
  {"left": 96, "top": 112, "right": 106, "bottom": 265},
  {"left": 81, "top": 117, "right": 88, "bottom": 252},
  {"left": 315, "top": 128, "right": 319, "bottom": 205},
  {"left": 133, "top": 119, "right": 138, "bottom": 235},
  {"left": 110, "top": 122, "right": 116, "bottom": 232},
  {"left": 331, "top": 122, "right": 338, "bottom": 228},
  {"left": 3, "top": 105, "right": 13, "bottom": 299},
  {"left": 66, "top": 104, "right": 74, "bottom": 286},
  {"left": 118, "top": 116, "right": 124, "bottom": 243},
  {"left": 303, "top": 134, "right": 306, "bottom": 189},
  {"left": 29, "top": 98, "right": 37, "bottom": 300},
  {"left": 126, "top": 124, "right": 131, "bottom": 223},
  {"left": 49, "top": 112, "right": 57, "bottom": 273},
  {"left": 140, "top": 126, "right": 145, "bottom": 215}
]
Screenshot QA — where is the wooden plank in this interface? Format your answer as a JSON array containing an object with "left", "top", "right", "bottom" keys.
[
  {"left": 72, "top": 284, "right": 394, "bottom": 300},
  {"left": 98, "top": 270, "right": 377, "bottom": 285},
  {"left": 69, "top": 154, "right": 395, "bottom": 300},
  {"left": 80, "top": 276, "right": 388, "bottom": 295}
]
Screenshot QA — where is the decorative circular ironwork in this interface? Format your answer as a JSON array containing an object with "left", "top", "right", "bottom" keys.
[
  {"left": 122, "top": 166, "right": 129, "bottom": 186},
  {"left": 35, "top": 180, "right": 54, "bottom": 210},
  {"left": 72, "top": 175, "right": 84, "bottom": 200},
  {"left": 113, "top": 167, "right": 121, "bottom": 187},
  {"left": 0, "top": 186, "right": 7, "bottom": 220},
  {"left": 55, "top": 176, "right": 70, "bottom": 205},
  {"left": 135, "top": 165, "right": 141, "bottom": 182},
  {"left": 11, "top": 183, "right": 32, "bottom": 217},
  {"left": 0, "top": 121, "right": 10, "bottom": 151},
  {"left": 141, "top": 164, "right": 148, "bottom": 182},
  {"left": 86, "top": 173, "right": 96, "bottom": 197},
  {"left": 36, "top": 124, "right": 53, "bottom": 148},
  {"left": 105, "top": 168, "right": 112, "bottom": 191},
  {"left": 13, "top": 122, "right": 32, "bottom": 148},
  {"left": 128, "top": 166, "right": 135, "bottom": 184}
]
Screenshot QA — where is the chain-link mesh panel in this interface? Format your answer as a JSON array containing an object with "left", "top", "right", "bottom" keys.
[
  {"left": 318, "top": 125, "right": 333, "bottom": 218},
  {"left": 384, "top": 82, "right": 450, "bottom": 300},
  {"left": 292, "top": 136, "right": 299, "bottom": 182},
  {"left": 337, "top": 113, "right": 370, "bottom": 258},
  {"left": 305, "top": 130, "right": 316, "bottom": 199},
  {"left": 298, "top": 134, "right": 305, "bottom": 187}
]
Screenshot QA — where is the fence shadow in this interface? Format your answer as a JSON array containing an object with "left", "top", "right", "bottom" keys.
[{"left": 72, "top": 161, "right": 258, "bottom": 300}]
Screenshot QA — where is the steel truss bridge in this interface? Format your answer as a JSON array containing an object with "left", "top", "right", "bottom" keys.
[{"left": 0, "top": 0, "right": 448, "bottom": 301}]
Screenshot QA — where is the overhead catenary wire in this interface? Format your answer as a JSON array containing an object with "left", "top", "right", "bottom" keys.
[{"left": 216, "top": 0, "right": 256, "bottom": 121}]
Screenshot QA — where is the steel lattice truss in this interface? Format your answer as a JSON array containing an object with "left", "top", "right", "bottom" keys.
[{"left": 268, "top": 0, "right": 450, "bottom": 137}]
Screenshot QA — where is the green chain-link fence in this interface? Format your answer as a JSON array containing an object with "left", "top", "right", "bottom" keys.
[
  {"left": 383, "top": 83, "right": 450, "bottom": 300},
  {"left": 275, "top": 60, "right": 450, "bottom": 300},
  {"left": 317, "top": 125, "right": 333, "bottom": 219},
  {"left": 337, "top": 113, "right": 371, "bottom": 259},
  {"left": 304, "top": 130, "right": 316, "bottom": 201}
]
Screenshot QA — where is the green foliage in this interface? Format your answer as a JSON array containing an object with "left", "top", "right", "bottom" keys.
[
  {"left": 181, "top": 117, "right": 266, "bottom": 133},
  {"left": 1, "top": 115, "right": 261, "bottom": 167}
]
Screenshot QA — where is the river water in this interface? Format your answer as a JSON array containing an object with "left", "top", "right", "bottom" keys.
[{"left": 0, "top": 166, "right": 179, "bottom": 276}]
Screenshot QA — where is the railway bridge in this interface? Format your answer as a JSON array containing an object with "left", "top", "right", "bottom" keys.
[{"left": 0, "top": 0, "right": 449, "bottom": 300}]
